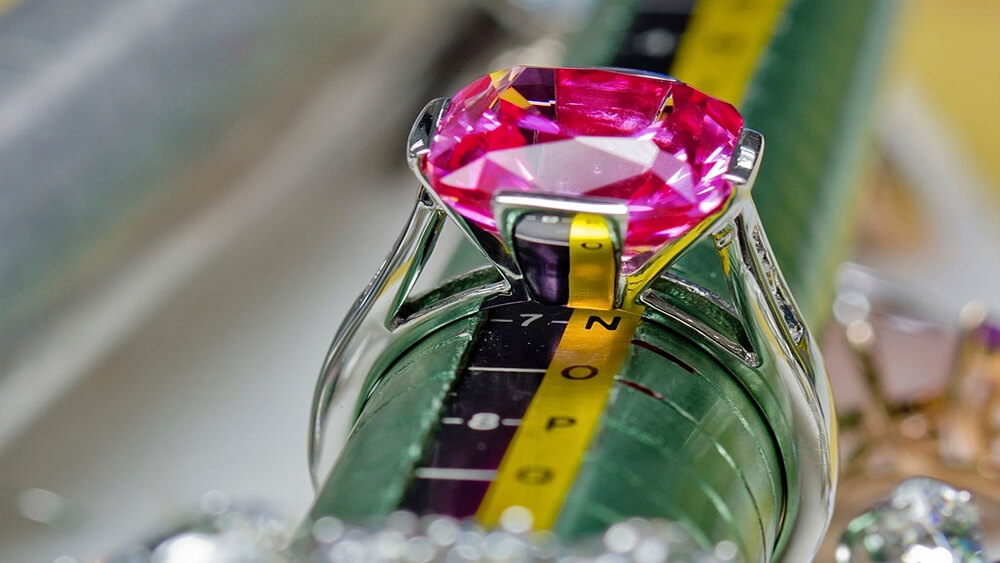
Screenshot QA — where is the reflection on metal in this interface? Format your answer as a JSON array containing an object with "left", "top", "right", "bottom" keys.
[
  {"left": 0, "top": 0, "right": 484, "bottom": 454},
  {"left": 310, "top": 82, "right": 836, "bottom": 561}
]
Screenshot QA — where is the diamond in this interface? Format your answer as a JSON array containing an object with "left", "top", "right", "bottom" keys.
[
  {"left": 837, "top": 478, "right": 985, "bottom": 562},
  {"left": 420, "top": 66, "right": 742, "bottom": 273}
]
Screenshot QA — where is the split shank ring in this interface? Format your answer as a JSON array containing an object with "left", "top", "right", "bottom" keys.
[{"left": 309, "top": 66, "right": 837, "bottom": 561}]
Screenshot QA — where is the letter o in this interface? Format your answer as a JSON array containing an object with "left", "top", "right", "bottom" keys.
[{"left": 562, "top": 365, "right": 598, "bottom": 380}]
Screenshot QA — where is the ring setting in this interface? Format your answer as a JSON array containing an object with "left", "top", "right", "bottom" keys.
[{"left": 310, "top": 66, "right": 837, "bottom": 561}]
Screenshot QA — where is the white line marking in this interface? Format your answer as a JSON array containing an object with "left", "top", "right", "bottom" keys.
[
  {"left": 518, "top": 313, "right": 544, "bottom": 326},
  {"left": 550, "top": 320, "right": 569, "bottom": 324},
  {"left": 501, "top": 418, "right": 521, "bottom": 426},
  {"left": 414, "top": 468, "right": 497, "bottom": 481},
  {"left": 441, "top": 417, "right": 463, "bottom": 425},
  {"left": 489, "top": 318, "right": 514, "bottom": 323},
  {"left": 467, "top": 366, "right": 547, "bottom": 374}
]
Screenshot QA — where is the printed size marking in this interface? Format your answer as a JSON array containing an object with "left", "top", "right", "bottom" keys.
[
  {"left": 518, "top": 313, "right": 545, "bottom": 326},
  {"left": 467, "top": 366, "right": 547, "bottom": 374},
  {"left": 414, "top": 468, "right": 498, "bottom": 481},
  {"left": 398, "top": 302, "right": 566, "bottom": 518},
  {"left": 478, "top": 208, "right": 633, "bottom": 528},
  {"left": 490, "top": 313, "right": 548, "bottom": 327},
  {"left": 468, "top": 412, "right": 501, "bottom": 430},
  {"left": 476, "top": 309, "right": 641, "bottom": 529}
]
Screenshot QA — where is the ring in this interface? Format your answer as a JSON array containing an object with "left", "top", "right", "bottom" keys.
[{"left": 309, "top": 66, "right": 836, "bottom": 561}]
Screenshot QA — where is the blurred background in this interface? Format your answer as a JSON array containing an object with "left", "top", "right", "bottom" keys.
[{"left": 0, "top": 0, "right": 996, "bottom": 561}]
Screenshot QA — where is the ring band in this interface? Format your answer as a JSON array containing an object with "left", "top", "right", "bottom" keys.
[{"left": 309, "top": 66, "right": 837, "bottom": 561}]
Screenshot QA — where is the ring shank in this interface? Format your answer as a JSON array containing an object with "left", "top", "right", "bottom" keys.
[{"left": 310, "top": 292, "right": 785, "bottom": 563}]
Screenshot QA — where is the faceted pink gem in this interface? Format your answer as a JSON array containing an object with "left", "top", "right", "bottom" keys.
[{"left": 420, "top": 66, "right": 743, "bottom": 273}]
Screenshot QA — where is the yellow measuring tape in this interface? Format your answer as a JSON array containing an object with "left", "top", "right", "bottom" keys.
[
  {"left": 670, "top": 0, "right": 788, "bottom": 104},
  {"left": 478, "top": 214, "right": 635, "bottom": 527},
  {"left": 477, "top": 0, "right": 788, "bottom": 530},
  {"left": 476, "top": 307, "right": 640, "bottom": 528},
  {"left": 567, "top": 213, "right": 617, "bottom": 310},
  {"left": 0, "top": 0, "right": 20, "bottom": 15}
]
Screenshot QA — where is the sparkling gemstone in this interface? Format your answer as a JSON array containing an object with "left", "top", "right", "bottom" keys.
[
  {"left": 421, "top": 66, "right": 743, "bottom": 273},
  {"left": 837, "top": 478, "right": 985, "bottom": 562}
]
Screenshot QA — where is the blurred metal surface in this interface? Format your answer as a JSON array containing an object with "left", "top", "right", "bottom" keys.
[
  {"left": 1, "top": 0, "right": 339, "bottom": 347},
  {"left": 0, "top": 0, "right": 498, "bottom": 447},
  {"left": 0, "top": 0, "right": 522, "bottom": 559}
]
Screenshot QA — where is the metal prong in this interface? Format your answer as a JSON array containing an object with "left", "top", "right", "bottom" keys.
[
  {"left": 493, "top": 192, "right": 628, "bottom": 306},
  {"left": 725, "top": 128, "right": 764, "bottom": 186},
  {"left": 711, "top": 191, "right": 836, "bottom": 562},
  {"left": 309, "top": 192, "right": 443, "bottom": 486},
  {"left": 404, "top": 99, "right": 523, "bottom": 287},
  {"left": 492, "top": 191, "right": 629, "bottom": 250},
  {"left": 623, "top": 190, "right": 740, "bottom": 307},
  {"left": 407, "top": 98, "right": 449, "bottom": 164}
]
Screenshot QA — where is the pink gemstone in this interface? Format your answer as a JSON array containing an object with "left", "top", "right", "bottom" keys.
[{"left": 421, "top": 66, "right": 743, "bottom": 273}]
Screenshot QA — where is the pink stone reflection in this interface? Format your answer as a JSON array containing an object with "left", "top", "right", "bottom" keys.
[{"left": 421, "top": 66, "right": 742, "bottom": 272}]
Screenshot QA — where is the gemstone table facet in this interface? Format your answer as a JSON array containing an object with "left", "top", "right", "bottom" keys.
[{"left": 420, "top": 66, "right": 743, "bottom": 273}]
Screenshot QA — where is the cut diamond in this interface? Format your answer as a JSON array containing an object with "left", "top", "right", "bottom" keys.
[
  {"left": 838, "top": 478, "right": 985, "bottom": 562},
  {"left": 420, "top": 66, "right": 743, "bottom": 273}
]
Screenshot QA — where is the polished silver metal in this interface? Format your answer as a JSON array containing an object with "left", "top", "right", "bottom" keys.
[
  {"left": 725, "top": 128, "right": 765, "bottom": 186},
  {"left": 309, "top": 97, "right": 520, "bottom": 485},
  {"left": 309, "top": 90, "right": 836, "bottom": 562},
  {"left": 493, "top": 191, "right": 629, "bottom": 304},
  {"left": 707, "top": 188, "right": 837, "bottom": 562},
  {"left": 630, "top": 126, "right": 836, "bottom": 560},
  {"left": 407, "top": 98, "right": 522, "bottom": 287},
  {"left": 641, "top": 288, "right": 758, "bottom": 365},
  {"left": 493, "top": 191, "right": 630, "bottom": 246}
]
